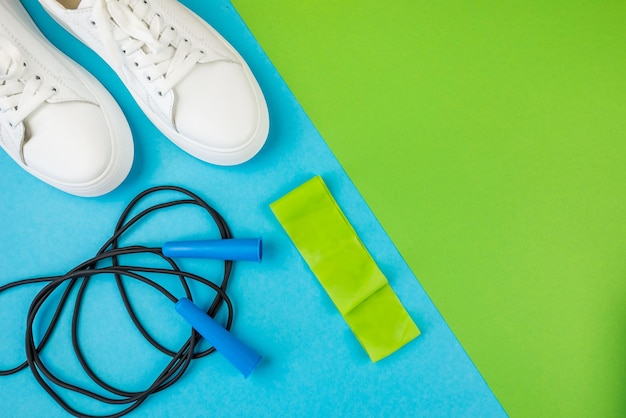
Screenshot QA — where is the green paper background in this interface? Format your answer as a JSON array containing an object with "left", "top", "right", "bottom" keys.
[{"left": 231, "top": 1, "right": 626, "bottom": 417}]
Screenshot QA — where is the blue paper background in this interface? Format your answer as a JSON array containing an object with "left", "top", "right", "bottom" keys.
[{"left": 1, "top": 1, "right": 505, "bottom": 416}]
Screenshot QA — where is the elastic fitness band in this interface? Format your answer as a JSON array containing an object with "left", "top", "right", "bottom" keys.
[
  {"left": 271, "top": 176, "right": 420, "bottom": 362},
  {"left": 0, "top": 186, "right": 262, "bottom": 418}
]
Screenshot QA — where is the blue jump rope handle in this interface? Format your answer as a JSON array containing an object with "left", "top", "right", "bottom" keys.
[
  {"left": 163, "top": 238, "right": 262, "bottom": 261},
  {"left": 175, "top": 298, "right": 262, "bottom": 378}
]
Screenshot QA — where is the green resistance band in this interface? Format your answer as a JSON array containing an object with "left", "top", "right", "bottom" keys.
[{"left": 270, "top": 176, "right": 420, "bottom": 362}]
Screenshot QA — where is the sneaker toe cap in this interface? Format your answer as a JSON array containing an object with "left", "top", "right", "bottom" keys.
[
  {"left": 174, "top": 61, "right": 267, "bottom": 154},
  {"left": 23, "top": 102, "right": 113, "bottom": 186}
]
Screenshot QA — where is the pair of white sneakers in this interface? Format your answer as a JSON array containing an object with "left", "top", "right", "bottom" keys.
[{"left": 0, "top": 0, "right": 270, "bottom": 197}]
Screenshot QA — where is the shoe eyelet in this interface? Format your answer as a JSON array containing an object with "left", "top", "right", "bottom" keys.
[
  {"left": 52, "top": 87, "right": 58, "bottom": 93},
  {"left": 157, "top": 90, "right": 164, "bottom": 97},
  {"left": 133, "top": 61, "right": 139, "bottom": 67},
  {"left": 146, "top": 75, "right": 152, "bottom": 81},
  {"left": 35, "top": 75, "right": 41, "bottom": 80},
  {"left": 89, "top": 19, "right": 96, "bottom": 26}
]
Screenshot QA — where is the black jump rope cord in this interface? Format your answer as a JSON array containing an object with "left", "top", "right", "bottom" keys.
[{"left": 0, "top": 186, "right": 237, "bottom": 418}]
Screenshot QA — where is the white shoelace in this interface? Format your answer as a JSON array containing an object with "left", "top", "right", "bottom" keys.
[
  {"left": 92, "top": 0, "right": 208, "bottom": 96},
  {"left": 0, "top": 36, "right": 57, "bottom": 129}
]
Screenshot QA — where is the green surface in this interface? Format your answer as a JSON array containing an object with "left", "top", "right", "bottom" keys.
[
  {"left": 232, "top": 1, "right": 626, "bottom": 417},
  {"left": 270, "top": 176, "right": 420, "bottom": 362}
]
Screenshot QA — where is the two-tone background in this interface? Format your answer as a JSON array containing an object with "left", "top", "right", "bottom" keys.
[{"left": 1, "top": 1, "right": 624, "bottom": 416}]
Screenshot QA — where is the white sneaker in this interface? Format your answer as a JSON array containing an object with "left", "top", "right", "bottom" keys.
[
  {"left": 40, "top": 0, "right": 270, "bottom": 166},
  {"left": 0, "top": 0, "right": 133, "bottom": 197}
]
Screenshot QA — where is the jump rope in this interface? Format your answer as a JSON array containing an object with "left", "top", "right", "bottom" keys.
[{"left": 0, "top": 185, "right": 262, "bottom": 418}]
